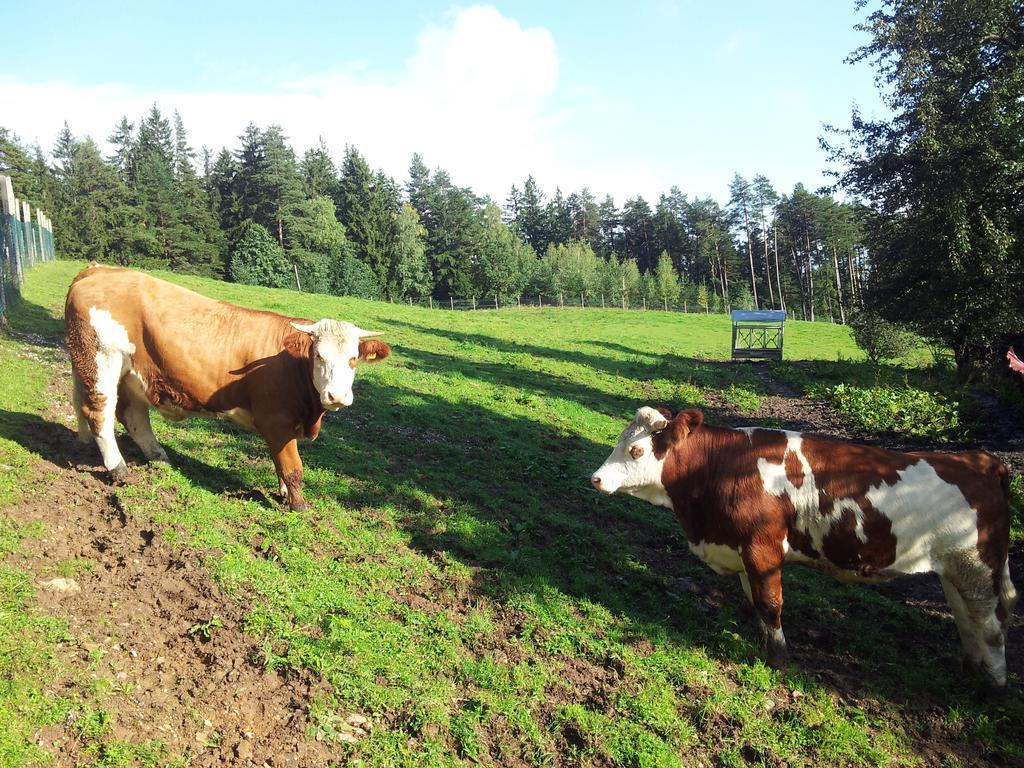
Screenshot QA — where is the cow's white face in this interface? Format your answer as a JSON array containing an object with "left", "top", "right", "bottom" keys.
[
  {"left": 591, "top": 406, "right": 670, "bottom": 498},
  {"left": 291, "top": 320, "right": 390, "bottom": 410}
]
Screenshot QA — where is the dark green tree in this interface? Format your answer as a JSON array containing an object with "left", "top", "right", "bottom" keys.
[
  {"left": 826, "top": 0, "right": 1024, "bottom": 376},
  {"left": 516, "top": 175, "right": 549, "bottom": 254},
  {"left": 229, "top": 220, "right": 293, "bottom": 288},
  {"left": 335, "top": 145, "right": 376, "bottom": 264},
  {"left": 566, "top": 187, "right": 601, "bottom": 251},
  {"left": 621, "top": 196, "right": 656, "bottom": 272},
  {"left": 300, "top": 139, "right": 338, "bottom": 199},
  {"left": 597, "top": 195, "right": 621, "bottom": 258}
]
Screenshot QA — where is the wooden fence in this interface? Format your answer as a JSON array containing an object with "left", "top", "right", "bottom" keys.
[{"left": 0, "top": 174, "right": 56, "bottom": 323}]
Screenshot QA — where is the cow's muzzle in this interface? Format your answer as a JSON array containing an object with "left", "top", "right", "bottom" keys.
[{"left": 322, "top": 391, "right": 353, "bottom": 409}]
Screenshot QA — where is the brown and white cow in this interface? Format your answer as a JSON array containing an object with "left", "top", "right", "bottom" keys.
[
  {"left": 64, "top": 265, "right": 390, "bottom": 511},
  {"left": 592, "top": 407, "right": 1017, "bottom": 686}
]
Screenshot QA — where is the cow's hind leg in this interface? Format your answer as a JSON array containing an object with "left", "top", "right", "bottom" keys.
[
  {"left": 87, "top": 310, "right": 135, "bottom": 482},
  {"left": 941, "top": 573, "right": 1007, "bottom": 688},
  {"left": 742, "top": 547, "right": 787, "bottom": 668},
  {"left": 939, "top": 575, "right": 984, "bottom": 672},
  {"left": 92, "top": 364, "right": 128, "bottom": 481},
  {"left": 117, "top": 376, "right": 167, "bottom": 462},
  {"left": 71, "top": 372, "right": 92, "bottom": 445}
]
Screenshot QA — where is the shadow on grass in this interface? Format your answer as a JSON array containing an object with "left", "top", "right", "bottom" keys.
[{"left": 3, "top": 295, "right": 66, "bottom": 343}]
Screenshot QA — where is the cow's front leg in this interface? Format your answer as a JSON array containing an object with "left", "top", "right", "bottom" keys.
[
  {"left": 265, "top": 433, "right": 307, "bottom": 513},
  {"left": 742, "top": 550, "right": 786, "bottom": 669}
]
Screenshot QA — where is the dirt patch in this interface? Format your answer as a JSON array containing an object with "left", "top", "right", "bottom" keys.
[{"left": 5, "top": 360, "right": 344, "bottom": 766}]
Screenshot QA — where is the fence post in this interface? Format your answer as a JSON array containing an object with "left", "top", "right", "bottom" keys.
[
  {"left": 642, "top": 297, "right": 646, "bottom": 311},
  {"left": 517, "top": 295, "right": 521, "bottom": 309},
  {"left": 472, "top": 296, "right": 476, "bottom": 310},
  {"left": 664, "top": 297, "right": 668, "bottom": 311},
  {"left": 450, "top": 297, "right": 454, "bottom": 310},
  {"left": 494, "top": 294, "right": 498, "bottom": 310},
  {"left": 539, "top": 293, "right": 542, "bottom": 308},
  {"left": 429, "top": 296, "right": 433, "bottom": 310},
  {"left": 621, "top": 293, "right": 626, "bottom": 310},
  {"left": 559, "top": 293, "right": 563, "bottom": 308},
  {"left": 581, "top": 293, "right": 585, "bottom": 308},
  {"left": 293, "top": 263, "right": 302, "bottom": 291},
  {"left": 601, "top": 294, "right": 605, "bottom": 308}
]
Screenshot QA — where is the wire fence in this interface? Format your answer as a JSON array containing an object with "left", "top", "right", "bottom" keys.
[
  {"left": 395, "top": 292, "right": 755, "bottom": 316},
  {"left": 0, "top": 174, "right": 56, "bottom": 324}
]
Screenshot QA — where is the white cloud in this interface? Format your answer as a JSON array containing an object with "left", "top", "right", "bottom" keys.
[{"left": 0, "top": 5, "right": 572, "bottom": 201}]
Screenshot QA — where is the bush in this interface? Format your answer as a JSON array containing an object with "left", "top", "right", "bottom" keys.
[
  {"left": 848, "top": 311, "right": 912, "bottom": 362},
  {"left": 816, "top": 383, "right": 960, "bottom": 439},
  {"left": 333, "top": 253, "right": 381, "bottom": 300},
  {"left": 229, "top": 222, "right": 293, "bottom": 289}
]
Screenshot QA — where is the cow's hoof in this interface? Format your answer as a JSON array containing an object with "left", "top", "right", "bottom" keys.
[
  {"left": 289, "top": 501, "right": 308, "bottom": 514},
  {"left": 148, "top": 450, "right": 169, "bottom": 464},
  {"left": 108, "top": 462, "right": 129, "bottom": 485},
  {"left": 983, "top": 680, "right": 1009, "bottom": 699},
  {"left": 765, "top": 649, "right": 788, "bottom": 670}
]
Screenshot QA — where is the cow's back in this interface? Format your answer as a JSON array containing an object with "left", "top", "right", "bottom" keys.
[
  {"left": 65, "top": 266, "right": 299, "bottom": 408},
  {"left": 675, "top": 426, "right": 1010, "bottom": 582}
]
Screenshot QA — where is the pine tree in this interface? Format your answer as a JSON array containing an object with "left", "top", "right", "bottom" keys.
[
  {"left": 260, "top": 126, "right": 305, "bottom": 248},
  {"left": 107, "top": 117, "right": 135, "bottom": 182},
  {"left": 566, "top": 188, "right": 601, "bottom": 251},
  {"left": 336, "top": 145, "right": 376, "bottom": 264},
  {"left": 621, "top": 196, "right": 656, "bottom": 272},
  {"left": 597, "top": 195, "right": 621, "bottom": 258},
  {"left": 300, "top": 139, "right": 338, "bottom": 199},
  {"left": 751, "top": 174, "right": 779, "bottom": 309},
  {"left": 406, "top": 153, "right": 432, "bottom": 216},
  {"left": 545, "top": 187, "right": 572, "bottom": 247},
  {"left": 517, "top": 175, "right": 548, "bottom": 254},
  {"left": 169, "top": 112, "right": 224, "bottom": 275},
  {"left": 728, "top": 173, "right": 759, "bottom": 309}
]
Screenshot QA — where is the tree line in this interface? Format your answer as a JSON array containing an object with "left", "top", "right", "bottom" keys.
[{"left": 1, "top": 109, "right": 865, "bottom": 321}]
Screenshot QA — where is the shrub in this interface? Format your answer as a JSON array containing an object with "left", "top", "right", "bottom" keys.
[
  {"left": 229, "top": 222, "right": 293, "bottom": 289},
  {"left": 848, "top": 311, "right": 912, "bottom": 362},
  {"left": 816, "top": 383, "right": 960, "bottom": 439}
]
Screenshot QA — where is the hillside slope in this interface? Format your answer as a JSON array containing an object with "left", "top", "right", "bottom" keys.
[{"left": 0, "top": 261, "right": 1020, "bottom": 768}]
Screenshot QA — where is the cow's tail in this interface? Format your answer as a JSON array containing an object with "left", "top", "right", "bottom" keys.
[
  {"left": 998, "top": 558, "right": 1018, "bottom": 625},
  {"left": 996, "top": 461, "right": 1018, "bottom": 624}
]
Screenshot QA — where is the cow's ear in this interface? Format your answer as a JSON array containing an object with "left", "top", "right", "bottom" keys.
[
  {"left": 656, "top": 406, "right": 673, "bottom": 421},
  {"left": 358, "top": 338, "right": 391, "bottom": 363},
  {"left": 678, "top": 409, "right": 704, "bottom": 434}
]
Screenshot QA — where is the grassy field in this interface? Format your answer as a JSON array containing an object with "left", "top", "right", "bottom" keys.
[{"left": 1, "top": 260, "right": 1021, "bottom": 767}]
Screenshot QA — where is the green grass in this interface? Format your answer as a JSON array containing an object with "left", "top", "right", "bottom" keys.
[{"left": 2, "top": 260, "right": 1022, "bottom": 767}]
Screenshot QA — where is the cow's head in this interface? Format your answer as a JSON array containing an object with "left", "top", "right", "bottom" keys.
[
  {"left": 290, "top": 320, "right": 390, "bottom": 409},
  {"left": 591, "top": 407, "right": 703, "bottom": 501}
]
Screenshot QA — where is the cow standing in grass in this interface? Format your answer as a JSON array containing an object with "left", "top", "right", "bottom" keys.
[
  {"left": 64, "top": 265, "right": 390, "bottom": 511},
  {"left": 591, "top": 407, "right": 1017, "bottom": 687}
]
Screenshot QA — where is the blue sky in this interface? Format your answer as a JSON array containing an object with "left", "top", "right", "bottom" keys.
[{"left": 0, "top": 1, "right": 887, "bottom": 204}]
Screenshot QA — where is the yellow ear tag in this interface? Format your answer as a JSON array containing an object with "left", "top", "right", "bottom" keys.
[{"left": 366, "top": 353, "right": 377, "bottom": 360}]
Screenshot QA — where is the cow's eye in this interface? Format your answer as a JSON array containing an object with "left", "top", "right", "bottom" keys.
[
  {"left": 629, "top": 444, "right": 644, "bottom": 459},
  {"left": 348, "top": 357, "right": 358, "bottom": 369}
]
